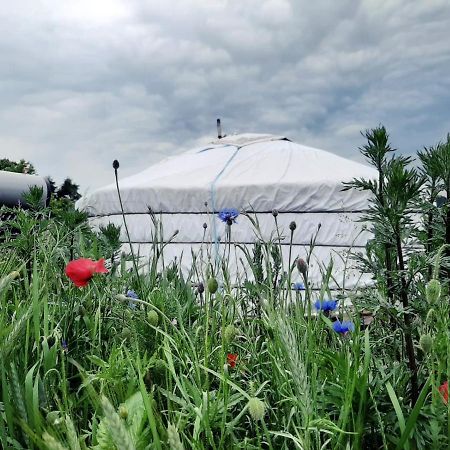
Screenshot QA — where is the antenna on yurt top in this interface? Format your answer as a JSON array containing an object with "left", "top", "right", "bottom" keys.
[{"left": 217, "top": 118, "right": 223, "bottom": 139}]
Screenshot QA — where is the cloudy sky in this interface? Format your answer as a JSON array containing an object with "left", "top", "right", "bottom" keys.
[{"left": 1, "top": 0, "right": 450, "bottom": 194}]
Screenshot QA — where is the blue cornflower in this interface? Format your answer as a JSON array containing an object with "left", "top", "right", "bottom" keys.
[
  {"left": 332, "top": 320, "right": 355, "bottom": 334},
  {"left": 292, "top": 282, "right": 305, "bottom": 291},
  {"left": 315, "top": 299, "right": 338, "bottom": 312},
  {"left": 62, "top": 339, "right": 68, "bottom": 353},
  {"left": 218, "top": 208, "right": 240, "bottom": 225},
  {"left": 126, "top": 290, "right": 139, "bottom": 310}
]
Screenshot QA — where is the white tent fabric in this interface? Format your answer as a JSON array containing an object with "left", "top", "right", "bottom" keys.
[{"left": 76, "top": 134, "right": 377, "bottom": 289}]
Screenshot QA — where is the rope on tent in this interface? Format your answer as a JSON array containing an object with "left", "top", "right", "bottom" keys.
[{"left": 209, "top": 144, "right": 242, "bottom": 269}]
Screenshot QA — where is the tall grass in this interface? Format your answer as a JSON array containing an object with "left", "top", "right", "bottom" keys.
[{"left": 0, "top": 204, "right": 448, "bottom": 449}]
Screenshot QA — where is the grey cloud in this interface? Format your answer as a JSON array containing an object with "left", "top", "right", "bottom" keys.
[{"left": 0, "top": 0, "right": 449, "bottom": 192}]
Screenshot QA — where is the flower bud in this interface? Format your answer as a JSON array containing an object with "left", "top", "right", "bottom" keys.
[
  {"left": 207, "top": 277, "right": 219, "bottom": 294},
  {"left": 118, "top": 405, "right": 128, "bottom": 419},
  {"left": 147, "top": 310, "right": 159, "bottom": 326},
  {"left": 419, "top": 334, "right": 433, "bottom": 354},
  {"left": 426, "top": 279, "right": 441, "bottom": 304},
  {"left": 203, "top": 222, "right": 208, "bottom": 229},
  {"left": 272, "top": 209, "right": 278, "bottom": 217},
  {"left": 248, "top": 397, "right": 266, "bottom": 421},
  {"left": 296, "top": 258, "right": 308, "bottom": 276},
  {"left": 224, "top": 324, "right": 237, "bottom": 343},
  {"left": 196, "top": 282, "right": 204, "bottom": 294},
  {"left": 112, "top": 159, "right": 120, "bottom": 170},
  {"left": 289, "top": 221, "right": 297, "bottom": 231}
]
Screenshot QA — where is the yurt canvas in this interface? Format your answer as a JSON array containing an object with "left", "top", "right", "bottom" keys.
[{"left": 76, "top": 133, "right": 376, "bottom": 290}]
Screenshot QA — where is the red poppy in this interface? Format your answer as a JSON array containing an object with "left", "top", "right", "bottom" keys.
[
  {"left": 65, "top": 258, "right": 108, "bottom": 287},
  {"left": 227, "top": 353, "right": 238, "bottom": 368},
  {"left": 439, "top": 381, "right": 448, "bottom": 404}
]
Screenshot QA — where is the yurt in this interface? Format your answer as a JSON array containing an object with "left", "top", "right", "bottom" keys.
[{"left": 76, "top": 133, "right": 376, "bottom": 289}]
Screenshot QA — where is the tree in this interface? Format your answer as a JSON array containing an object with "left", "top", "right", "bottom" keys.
[
  {"left": 0, "top": 158, "right": 35, "bottom": 174},
  {"left": 56, "top": 178, "right": 81, "bottom": 201},
  {"left": 45, "top": 176, "right": 57, "bottom": 195}
]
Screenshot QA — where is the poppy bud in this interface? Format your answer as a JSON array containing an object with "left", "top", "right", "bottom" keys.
[
  {"left": 296, "top": 258, "right": 308, "bottom": 276},
  {"left": 247, "top": 397, "right": 266, "bottom": 421},
  {"left": 207, "top": 277, "right": 219, "bottom": 294},
  {"left": 289, "top": 221, "right": 297, "bottom": 231},
  {"left": 118, "top": 405, "right": 128, "bottom": 419},
  {"left": 112, "top": 160, "right": 120, "bottom": 170},
  {"left": 224, "top": 324, "right": 237, "bottom": 343},
  {"left": 272, "top": 209, "right": 278, "bottom": 217},
  {"left": 426, "top": 279, "right": 441, "bottom": 304},
  {"left": 419, "top": 334, "right": 433, "bottom": 354},
  {"left": 147, "top": 310, "right": 159, "bottom": 326},
  {"left": 197, "top": 282, "right": 204, "bottom": 294}
]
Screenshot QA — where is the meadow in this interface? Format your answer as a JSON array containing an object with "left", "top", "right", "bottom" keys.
[{"left": 0, "top": 128, "right": 449, "bottom": 449}]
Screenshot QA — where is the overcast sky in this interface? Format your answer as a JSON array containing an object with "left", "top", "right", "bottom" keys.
[{"left": 1, "top": 0, "right": 449, "bottom": 194}]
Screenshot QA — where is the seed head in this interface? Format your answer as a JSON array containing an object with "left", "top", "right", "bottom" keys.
[
  {"left": 247, "top": 397, "right": 266, "bottom": 421},
  {"left": 426, "top": 279, "right": 441, "bottom": 304},
  {"left": 203, "top": 222, "right": 208, "bottom": 229},
  {"left": 272, "top": 209, "right": 278, "bottom": 217},
  {"left": 289, "top": 221, "right": 297, "bottom": 231},
  {"left": 112, "top": 160, "right": 120, "bottom": 170},
  {"left": 167, "top": 423, "right": 184, "bottom": 450}
]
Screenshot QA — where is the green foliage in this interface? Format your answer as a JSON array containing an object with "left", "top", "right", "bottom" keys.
[
  {"left": 1, "top": 128, "right": 450, "bottom": 449},
  {"left": 0, "top": 158, "right": 35, "bottom": 174}
]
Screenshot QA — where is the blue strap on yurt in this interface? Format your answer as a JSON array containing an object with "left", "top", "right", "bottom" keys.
[{"left": 209, "top": 144, "right": 242, "bottom": 265}]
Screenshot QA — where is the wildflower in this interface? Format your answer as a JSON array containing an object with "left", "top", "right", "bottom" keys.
[
  {"left": 426, "top": 279, "right": 441, "bottom": 304},
  {"left": 332, "top": 320, "right": 355, "bottom": 334},
  {"left": 439, "top": 381, "right": 448, "bottom": 404},
  {"left": 315, "top": 299, "right": 338, "bottom": 312},
  {"left": 296, "top": 258, "right": 308, "bottom": 276},
  {"left": 292, "top": 282, "right": 305, "bottom": 291},
  {"left": 419, "top": 334, "right": 433, "bottom": 354},
  {"left": 247, "top": 397, "right": 266, "bottom": 421},
  {"left": 65, "top": 258, "right": 108, "bottom": 287},
  {"left": 207, "top": 277, "right": 218, "bottom": 294},
  {"left": 218, "top": 208, "right": 239, "bottom": 225},
  {"left": 227, "top": 353, "right": 238, "bottom": 368},
  {"left": 126, "top": 290, "right": 139, "bottom": 309}
]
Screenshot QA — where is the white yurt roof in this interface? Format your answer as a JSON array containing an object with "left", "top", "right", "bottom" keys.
[
  {"left": 77, "top": 133, "right": 377, "bottom": 290},
  {"left": 77, "top": 133, "right": 376, "bottom": 216}
]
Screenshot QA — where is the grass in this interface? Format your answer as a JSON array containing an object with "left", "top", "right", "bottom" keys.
[{"left": 0, "top": 204, "right": 449, "bottom": 450}]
